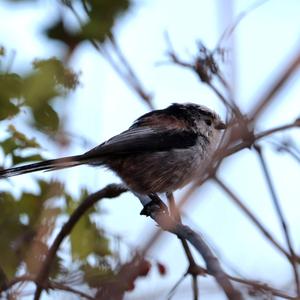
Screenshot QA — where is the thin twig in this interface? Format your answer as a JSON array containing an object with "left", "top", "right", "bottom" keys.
[
  {"left": 0, "top": 275, "right": 35, "bottom": 293},
  {"left": 226, "top": 275, "right": 296, "bottom": 300},
  {"left": 167, "top": 192, "right": 199, "bottom": 300},
  {"left": 215, "top": 0, "right": 271, "bottom": 51},
  {"left": 6, "top": 268, "right": 297, "bottom": 300},
  {"left": 64, "top": 1, "right": 154, "bottom": 110},
  {"left": 222, "top": 121, "right": 300, "bottom": 159},
  {"left": 206, "top": 80, "right": 236, "bottom": 112},
  {"left": 147, "top": 207, "right": 244, "bottom": 300},
  {"left": 102, "top": 37, "right": 154, "bottom": 109},
  {"left": 1, "top": 275, "right": 94, "bottom": 300},
  {"left": 214, "top": 176, "right": 292, "bottom": 260},
  {"left": 182, "top": 212, "right": 246, "bottom": 278},
  {"left": 254, "top": 145, "right": 300, "bottom": 296},
  {"left": 177, "top": 122, "right": 300, "bottom": 212},
  {"left": 164, "top": 33, "right": 242, "bottom": 118},
  {"left": 270, "top": 140, "right": 300, "bottom": 164},
  {"left": 167, "top": 273, "right": 188, "bottom": 300},
  {"left": 249, "top": 42, "right": 300, "bottom": 121},
  {"left": 48, "top": 281, "right": 94, "bottom": 300},
  {"left": 189, "top": 265, "right": 297, "bottom": 299}
]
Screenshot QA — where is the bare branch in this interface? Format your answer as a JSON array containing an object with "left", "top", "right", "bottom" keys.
[
  {"left": 226, "top": 275, "right": 296, "bottom": 300},
  {"left": 214, "top": 177, "right": 292, "bottom": 260},
  {"left": 64, "top": 1, "right": 154, "bottom": 110},
  {"left": 163, "top": 35, "right": 245, "bottom": 121},
  {"left": 270, "top": 140, "right": 300, "bottom": 164},
  {"left": 249, "top": 42, "right": 300, "bottom": 121},
  {"left": 254, "top": 145, "right": 300, "bottom": 296},
  {"left": 167, "top": 192, "right": 199, "bottom": 300},
  {"left": 215, "top": 0, "right": 271, "bottom": 51},
  {"left": 188, "top": 265, "right": 297, "bottom": 299},
  {"left": 48, "top": 282, "right": 94, "bottom": 300},
  {"left": 1, "top": 274, "right": 94, "bottom": 299},
  {"left": 222, "top": 121, "right": 300, "bottom": 159},
  {"left": 147, "top": 206, "right": 244, "bottom": 300},
  {"left": 167, "top": 273, "right": 188, "bottom": 300}
]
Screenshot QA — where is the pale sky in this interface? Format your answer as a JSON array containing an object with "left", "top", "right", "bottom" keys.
[{"left": 1, "top": 0, "right": 300, "bottom": 299}]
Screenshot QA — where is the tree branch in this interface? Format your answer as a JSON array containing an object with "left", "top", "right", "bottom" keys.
[
  {"left": 167, "top": 192, "right": 199, "bottom": 300},
  {"left": 65, "top": 2, "right": 154, "bottom": 110},
  {"left": 249, "top": 41, "right": 300, "bottom": 121},
  {"left": 33, "top": 184, "right": 128, "bottom": 300},
  {"left": 186, "top": 265, "right": 297, "bottom": 299},
  {"left": 0, "top": 274, "right": 94, "bottom": 300},
  {"left": 214, "top": 176, "right": 293, "bottom": 259},
  {"left": 254, "top": 145, "right": 300, "bottom": 296},
  {"left": 147, "top": 207, "right": 244, "bottom": 300}
]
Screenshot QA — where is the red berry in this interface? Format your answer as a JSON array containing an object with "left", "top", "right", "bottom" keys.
[{"left": 157, "top": 262, "right": 166, "bottom": 276}]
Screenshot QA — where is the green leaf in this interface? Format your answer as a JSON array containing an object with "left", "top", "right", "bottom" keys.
[
  {"left": 45, "top": 19, "right": 82, "bottom": 52},
  {"left": 22, "top": 71, "right": 58, "bottom": 108},
  {"left": 81, "top": 263, "right": 114, "bottom": 288},
  {"left": 18, "top": 192, "right": 47, "bottom": 228},
  {"left": 0, "top": 192, "right": 34, "bottom": 277},
  {"left": 0, "top": 101, "right": 19, "bottom": 120},
  {"left": 0, "top": 46, "right": 5, "bottom": 56},
  {"left": 70, "top": 213, "right": 111, "bottom": 260},
  {"left": 80, "top": 0, "right": 131, "bottom": 42},
  {"left": 17, "top": 180, "right": 64, "bottom": 227},
  {"left": 22, "top": 58, "right": 78, "bottom": 107},
  {"left": 11, "top": 153, "right": 44, "bottom": 165},
  {"left": 0, "top": 137, "right": 17, "bottom": 155},
  {"left": 0, "top": 73, "right": 22, "bottom": 120},
  {"left": 0, "top": 125, "right": 40, "bottom": 155},
  {"left": 38, "top": 179, "right": 65, "bottom": 199},
  {"left": 32, "top": 103, "right": 60, "bottom": 132},
  {"left": 7, "top": 125, "right": 40, "bottom": 148},
  {"left": 0, "top": 73, "right": 22, "bottom": 100},
  {"left": 20, "top": 58, "right": 79, "bottom": 132},
  {"left": 32, "top": 58, "right": 79, "bottom": 90}
]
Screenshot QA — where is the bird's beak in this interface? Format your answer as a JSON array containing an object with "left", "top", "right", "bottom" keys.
[{"left": 215, "top": 121, "right": 227, "bottom": 130}]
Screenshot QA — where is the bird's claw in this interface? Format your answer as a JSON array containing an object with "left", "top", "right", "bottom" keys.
[{"left": 140, "top": 195, "right": 169, "bottom": 216}]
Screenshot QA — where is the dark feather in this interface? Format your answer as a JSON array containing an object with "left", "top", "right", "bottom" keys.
[
  {"left": 133, "top": 103, "right": 215, "bottom": 128},
  {"left": 84, "top": 127, "right": 199, "bottom": 159},
  {"left": 0, "top": 155, "right": 84, "bottom": 178}
]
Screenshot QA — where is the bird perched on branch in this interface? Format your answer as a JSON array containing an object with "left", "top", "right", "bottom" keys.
[{"left": 0, "top": 103, "right": 226, "bottom": 214}]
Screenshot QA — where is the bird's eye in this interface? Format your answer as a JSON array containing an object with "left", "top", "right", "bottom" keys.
[{"left": 205, "top": 119, "right": 212, "bottom": 126}]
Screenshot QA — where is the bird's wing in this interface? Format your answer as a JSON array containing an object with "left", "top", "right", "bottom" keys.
[{"left": 84, "top": 126, "right": 198, "bottom": 158}]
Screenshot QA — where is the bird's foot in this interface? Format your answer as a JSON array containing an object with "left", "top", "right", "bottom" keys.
[{"left": 140, "top": 194, "right": 169, "bottom": 216}]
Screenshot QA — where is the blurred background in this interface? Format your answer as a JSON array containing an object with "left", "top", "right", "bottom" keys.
[{"left": 0, "top": 0, "right": 300, "bottom": 299}]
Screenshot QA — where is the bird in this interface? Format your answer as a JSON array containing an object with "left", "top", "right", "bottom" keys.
[{"left": 0, "top": 103, "right": 226, "bottom": 215}]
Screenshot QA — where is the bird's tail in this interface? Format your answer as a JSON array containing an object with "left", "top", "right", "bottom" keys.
[{"left": 0, "top": 155, "right": 88, "bottom": 178}]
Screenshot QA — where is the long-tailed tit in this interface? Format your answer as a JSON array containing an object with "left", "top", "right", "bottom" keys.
[{"left": 0, "top": 103, "right": 226, "bottom": 214}]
